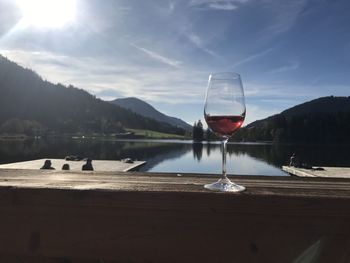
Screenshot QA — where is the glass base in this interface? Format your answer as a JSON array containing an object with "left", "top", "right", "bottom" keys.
[{"left": 204, "top": 178, "right": 246, "bottom": 192}]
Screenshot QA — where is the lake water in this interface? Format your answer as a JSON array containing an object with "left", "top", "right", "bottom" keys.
[{"left": 0, "top": 138, "right": 349, "bottom": 176}]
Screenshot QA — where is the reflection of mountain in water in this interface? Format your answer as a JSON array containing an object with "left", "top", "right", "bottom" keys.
[
  {"left": 226, "top": 143, "right": 350, "bottom": 168},
  {"left": 0, "top": 139, "right": 69, "bottom": 164},
  {"left": 226, "top": 144, "right": 289, "bottom": 168},
  {"left": 0, "top": 139, "right": 349, "bottom": 171},
  {"left": 0, "top": 139, "right": 191, "bottom": 170},
  {"left": 139, "top": 143, "right": 190, "bottom": 171},
  {"left": 189, "top": 142, "right": 350, "bottom": 169},
  {"left": 193, "top": 142, "right": 290, "bottom": 169}
]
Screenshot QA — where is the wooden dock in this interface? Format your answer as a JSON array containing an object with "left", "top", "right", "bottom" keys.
[
  {"left": 0, "top": 169, "right": 350, "bottom": 262},
  {"left": 0, "top": 158, "right": 146, "bottom": 172},
  {"left": 282, "top": 165, "right": 350, "bottom": 179}
]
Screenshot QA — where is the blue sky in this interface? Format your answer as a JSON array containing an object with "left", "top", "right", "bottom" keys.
[{"left": 0, "top": 0, "right": 349, "bottom": 125}]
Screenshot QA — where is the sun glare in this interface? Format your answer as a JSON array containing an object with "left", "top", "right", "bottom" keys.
[{"left": 16, "top": 0, "right": 76, "bottom": 28}]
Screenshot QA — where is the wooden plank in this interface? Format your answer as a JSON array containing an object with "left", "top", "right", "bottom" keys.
[
  {"left": 283, "top": 165, "right": 350, "bottom": 179},
  {"left": 2, "top": 169, "right": 350, "bottom": 198},
  {"left": 0, "top": 169, "right": 350, "bottom": 262},
  {"left": 0, "top": 158, "right": 146, "bottom": 172}
]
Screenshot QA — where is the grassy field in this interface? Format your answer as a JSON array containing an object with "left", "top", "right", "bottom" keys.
[
  {"left": 0, "top": 130, "right": 190, "bottom": 140},
  {"left": 125, "top": 129, "right": 188, "bottom": 139}
]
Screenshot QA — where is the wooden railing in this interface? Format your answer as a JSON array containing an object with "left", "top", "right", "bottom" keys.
[{"left": 0, "top": 169, "right": 350, "bottom": 262}]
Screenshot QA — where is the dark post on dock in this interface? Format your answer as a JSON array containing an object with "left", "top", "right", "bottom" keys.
[{"left": 0, "top": 169, "right": 350, "bottom": 263}]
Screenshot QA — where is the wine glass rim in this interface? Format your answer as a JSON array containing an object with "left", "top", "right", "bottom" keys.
[{"left": 209, "top": 72, "right": 241, "bottom": 80}]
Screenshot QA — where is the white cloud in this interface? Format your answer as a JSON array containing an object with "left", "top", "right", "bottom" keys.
[
  {"left": 244, "top": 104, "right": 279, "bottom": 125},
  {"left": 169, "top": 1, "right": 176, "bottom": 11},
  {"left": 187, "top": 33, "right": 220, "bottom": 58},
  {"left": 0, "top": 48, "right": 207, "bottom": 104},
  {"left": 130, "top": 43, "right": 182, "bottom": 68},
  {"left": 208, "top": 2, "right": 238, "bottom": 10},
  {"left": 190, "top": 0, "right": 250, "bottom": 10},
  {"left": 244, "top": 81, "right": 312, "bottom": 99},
  {"left": 269, "top": 61, "right": 299, "bottom": 74},
  {"left": 231, "top": 48, "right": 273, "bottom": 68},
  {"left": 263, "top": 0, "right": 308, "bottom": 36}
]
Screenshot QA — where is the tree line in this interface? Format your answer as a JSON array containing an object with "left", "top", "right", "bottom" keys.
[
  {"left": 234, "top": 111, "right": 350, "bottom": 143},
  {"left": 192, "top": 95, "right": 350, "bottom": 144}
]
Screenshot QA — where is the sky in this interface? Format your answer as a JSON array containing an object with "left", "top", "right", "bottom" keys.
[{"left": 0, "top": 0, "right": 349, "bottom": 125}]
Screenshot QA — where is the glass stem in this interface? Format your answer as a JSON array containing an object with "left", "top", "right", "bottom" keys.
[{"left": 221, "top": 138, "right": 229, "bottom": 181}]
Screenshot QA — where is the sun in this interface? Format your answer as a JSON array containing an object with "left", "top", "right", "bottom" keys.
[{"left": 16, "top": 0, "right": 76, "bottom": 29}]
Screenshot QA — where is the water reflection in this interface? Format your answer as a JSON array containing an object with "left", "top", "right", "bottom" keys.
[
  {"left": 0, "top": 139, "right": 349, "bottom": 176},
  {"left": 192, "top": 142, "right": 203, "bottom": 161}
]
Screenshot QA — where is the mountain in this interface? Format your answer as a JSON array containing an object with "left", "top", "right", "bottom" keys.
[
  {"left": 0, "top": 55, "right": 185, "bottom": 136},
  {"left": 110, "top": 97, "right": 192, "bottom": 131},
  {"left": 279, "top": 96, "right": 350, "bottom": 117},
  {"left": 234, "top": 96, "right": 350, "bottom": 143}
]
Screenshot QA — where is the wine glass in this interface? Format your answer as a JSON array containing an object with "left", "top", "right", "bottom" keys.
[{"left": 204, "top": 72, "right": 246, "bottom": 192}]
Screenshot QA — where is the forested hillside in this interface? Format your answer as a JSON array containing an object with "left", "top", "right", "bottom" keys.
[
  {"left": 111, "top": 97, "right": 192, "bottom": 131},
  {"left": 234, "top": 96, "right": 350, "bottom": 143},
  {"left": 0, "top": 55, "right": 185, "bottom": 136}
]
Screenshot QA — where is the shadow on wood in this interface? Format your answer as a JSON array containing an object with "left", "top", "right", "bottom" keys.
[{"left": 0, "top": 169, "right": 350, "bottom": 262}]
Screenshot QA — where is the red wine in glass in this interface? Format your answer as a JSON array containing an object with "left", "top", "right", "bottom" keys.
[
  {"left": 204, "top": 72, "right": 246, "bottom": 192},
  {"left": 205, "top": 114, "right": 245, "bottom": 137}
]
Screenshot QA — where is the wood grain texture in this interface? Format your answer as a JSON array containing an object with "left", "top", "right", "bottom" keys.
[
  {"left": 0, "top": 169, "right": 350, "bottom": 262},
  {"left": 283, "top": 165, "right": 350, "bottom": 179}
]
